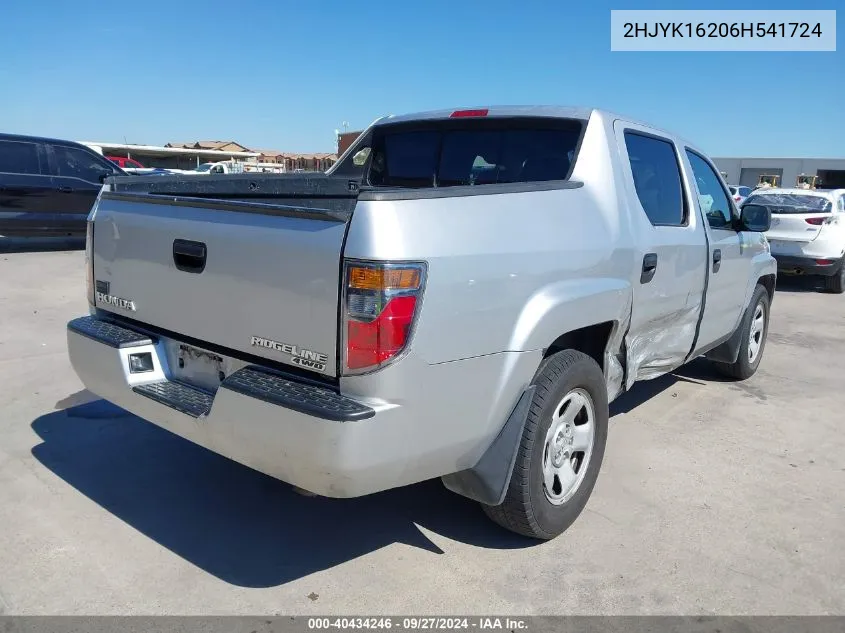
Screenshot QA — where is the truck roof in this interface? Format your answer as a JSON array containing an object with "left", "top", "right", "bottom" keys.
[
  {"left": 0, "top": 131, "right": 98, "bottom": 151},
  {"left": 373, "top": 106, "right": 701, "bottom": 153},
  {"left": 380, "top": 105, "right": 595, "bottom": 124}
]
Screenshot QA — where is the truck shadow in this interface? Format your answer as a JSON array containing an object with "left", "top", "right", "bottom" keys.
[
  {"left": 32, "top": 358, "right": 743, "bottom": 588},
  {"left": 609, "top": 358, "right": 735, "bottom": 415},
  {"left": 31, "top": 396, "right": 535, "bottom": 588}
]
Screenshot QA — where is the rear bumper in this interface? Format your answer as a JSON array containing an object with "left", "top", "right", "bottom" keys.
[
  {"left": 773, "top": 255, "right": 843, "bottom": 277},
  {"left": 66, "top": 316, "right": 539, "bottom": 498}
]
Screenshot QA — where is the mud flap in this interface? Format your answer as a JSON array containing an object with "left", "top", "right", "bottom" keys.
[
  {"left": 440, "top": 386, "right": 536, "bottom": 506},
  {"left": 702, "top": 316, "right": 745, "bottom": 364}
]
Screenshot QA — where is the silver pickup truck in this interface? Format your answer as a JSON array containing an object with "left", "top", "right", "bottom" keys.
[{"left": 66, "top": 106, "right": 776, "bottom": 540}]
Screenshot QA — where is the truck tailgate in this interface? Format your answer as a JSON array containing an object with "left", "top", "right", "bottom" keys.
[{"left": 91, "top": 188, "right": 355, "bottom": 378}]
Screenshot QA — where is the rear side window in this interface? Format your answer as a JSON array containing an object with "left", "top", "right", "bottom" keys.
[
  {"left": 0, "top": 140, "right": 42, "bottom": 175},
  {"left": 624, "top": 132, "right": 686, "bottom": 226},
  {"left": 367, "top": 118, "right": 583, "bottom": 188}
]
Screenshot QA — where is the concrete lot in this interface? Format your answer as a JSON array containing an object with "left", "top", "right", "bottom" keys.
[{"left": 0, "top": 240, "right": 843, "bottom": 615}]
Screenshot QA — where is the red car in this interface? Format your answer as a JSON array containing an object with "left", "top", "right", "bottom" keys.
[{"left": 107, "top": 156, "right": 145, "bottom": 169}]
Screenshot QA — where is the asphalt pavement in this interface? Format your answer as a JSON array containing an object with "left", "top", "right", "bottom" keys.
[{"left": 0, "top": 243, "right": 842, "bottom": 615}]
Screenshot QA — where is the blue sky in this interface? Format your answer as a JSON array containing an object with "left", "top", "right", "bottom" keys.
[{"left": 0, "top": 0, "right": 841, "bottom": 156}]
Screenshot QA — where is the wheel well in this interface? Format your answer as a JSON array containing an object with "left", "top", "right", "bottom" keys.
[
  {"left": 543, "top": 322, "right": 615, "bottom": 375},
  {"left": 759, "top": 274, "right": 776, "bottom": 303}
]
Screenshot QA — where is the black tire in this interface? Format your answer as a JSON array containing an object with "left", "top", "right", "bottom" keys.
[
  {"left": 482, "top": 349, "right": 608, "bottom": 540},
  {"left": 713, "top": 284, "right": 770, "bottom": 380},
  {"left": 823, "top": 264, "right": 845, "bottom": 294}
]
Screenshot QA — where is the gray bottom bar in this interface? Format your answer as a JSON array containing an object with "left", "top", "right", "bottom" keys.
[{"left": 0, "top": 617, "right": 843, "bottom": 633}]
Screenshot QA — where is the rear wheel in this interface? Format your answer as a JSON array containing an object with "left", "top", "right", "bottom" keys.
[
  {"left": 823, "top": 263, "right": 845, "bottom": 294},
  {"left": 482, "top": 349, "right": 608, "bottom": 540},
  {"left": 713, "top": 284, "right": 770, "bottom": 380}
]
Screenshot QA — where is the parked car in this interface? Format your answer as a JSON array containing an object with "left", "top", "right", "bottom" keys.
[
  {"left": 107, "top": 156, "right": 145, "bottom": 170},
  {"left": 741, "top": 187, "right": 845, "bottom": 293},
  {"left": 0, "top": 133, "right": 124, "bottom": 236},
  {"left": 185, "top": 161, "right": 244, "bottom": 175},
  {"left": 66, "top": 106, "right": 775, "bottom": 540},
  {"left": 123, "top": 167, "right": 186, "bottom": 176},
  {"left": 728, "top": 185, "right": 752, "bottom": 206}
]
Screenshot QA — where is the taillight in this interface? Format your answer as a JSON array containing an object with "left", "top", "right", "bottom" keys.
[
  {"left": 343, "top": 260, "right": 427, "bottom": 373},
  {"left": 85, "top": 219, "right": 95, "bottom": 306},
  {"left": 805, "top": 217, "right": 830, "bottom": 225},
  {"left": 734, "top": 195, "right": 741, "bottom": 201}
]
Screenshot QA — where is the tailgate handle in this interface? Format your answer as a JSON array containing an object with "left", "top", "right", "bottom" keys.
[{"left": 173, "top": 239, "right": 207, "bottom": 273}]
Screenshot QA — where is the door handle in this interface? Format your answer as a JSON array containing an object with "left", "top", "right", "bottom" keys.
[
  {"left": 58, "top": 186, "right": 73, "bottom": 193},
  {"left": 712, "top": 249, "right": 722, "bottom": 273},
  {"left": 640, "top": 253, "right": 658, "bottom": 284},
  {"left": 173, "top": 239, "right": 207, "bottom": 273}
]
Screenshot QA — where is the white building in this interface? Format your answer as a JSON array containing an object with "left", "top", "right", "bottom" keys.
[
  {"left": 80, "top": 141, "right": 259, "bottom": 170},
  {"left": 713, "top": 157, "right": 845, "bottom": 190}
]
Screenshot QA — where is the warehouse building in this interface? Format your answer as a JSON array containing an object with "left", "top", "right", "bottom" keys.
[
  {"left": 713, "top": 157, "right": 845, "bottom": 190},
  {"left": 81, "top": 140, "right": 337, "bottom": 172}
]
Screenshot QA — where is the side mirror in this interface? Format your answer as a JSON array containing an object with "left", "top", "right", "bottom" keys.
[
  {"left": 99, "top": 172, "right": 112, "bottom": 183},
  {"left": 740, "top": 204, "right": 771, "bottom": 232}
]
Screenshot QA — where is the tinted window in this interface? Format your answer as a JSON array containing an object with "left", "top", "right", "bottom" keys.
[
  {"left": 0, "top": 140, "right": 42, "bottom": 175},
  {"left": 53, "top": 145, "right": 113, "bottom": 182},
  {"left": 686, "top": 151, "right": 735, "bottom": 229},
  {"left": 739, "top": 186, "right": 752, "bottom": 197},
  {"left": 624, "top": 132, "right": 685, "bottom": 226},
  {"left": 368, "top": 119, "right": 583, "bottom": 188},
  {"left": 729, "top": 186, "right": 738, "bottom": 195},
  {"left": 379, "top": 131, "right": 440, "bottom": 187}
]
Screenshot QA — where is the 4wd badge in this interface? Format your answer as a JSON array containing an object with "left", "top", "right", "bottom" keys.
[{"left": 250, "top": 336, "right": 329, "bottom": 372}]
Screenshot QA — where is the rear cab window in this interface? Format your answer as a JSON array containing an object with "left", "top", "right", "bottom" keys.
[{"left": 353, "top": 117, "right": 585, "bottom": 188}]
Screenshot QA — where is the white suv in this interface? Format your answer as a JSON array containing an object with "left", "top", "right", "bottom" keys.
[{"left": 742, "top": 188, "right": 845, "bottom": 293}]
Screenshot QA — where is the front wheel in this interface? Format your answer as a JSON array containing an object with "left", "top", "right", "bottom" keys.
[
  {"left": 482, "top": 349, "right": 608, "bottom": 540},
  {"left": 713, "top": 284, "right": 770, "bottom": 380}
]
